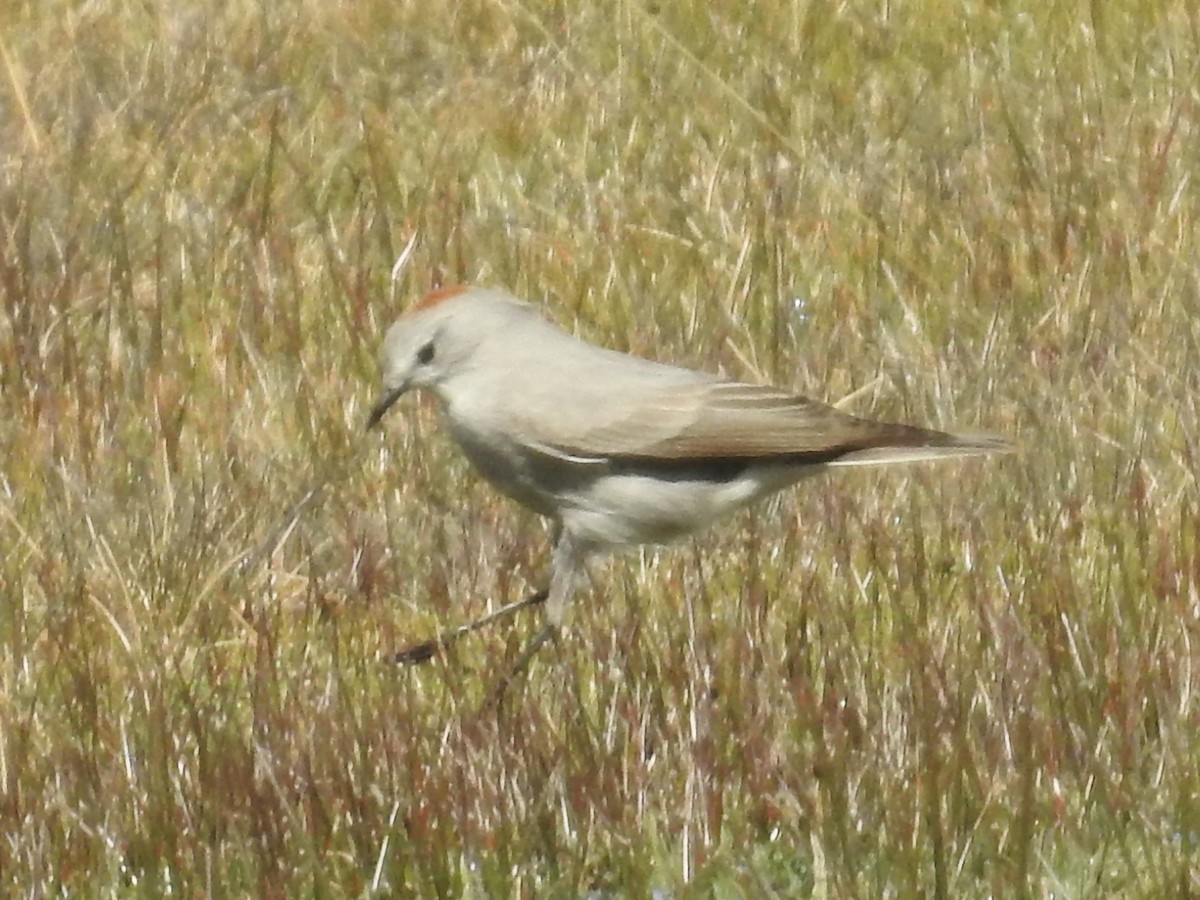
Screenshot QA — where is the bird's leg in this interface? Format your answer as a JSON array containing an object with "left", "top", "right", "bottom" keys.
[
  {"left": 393, "top": 588, "right": 548, "bottom": 664},
  {"left": 486, "top": 535, "right": 583, "bottom": 707},
  {"left": 485, "top": 622, "right": 558, "bottom": 706}
]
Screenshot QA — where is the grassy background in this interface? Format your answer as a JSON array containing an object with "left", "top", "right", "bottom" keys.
[{"left": 2, "top": 0, "right": 1198, "bottom": 895}]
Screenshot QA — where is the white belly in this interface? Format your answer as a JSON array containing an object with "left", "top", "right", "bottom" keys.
[{"left": 559, "top": 465, "right": 815, "bottom": 553}]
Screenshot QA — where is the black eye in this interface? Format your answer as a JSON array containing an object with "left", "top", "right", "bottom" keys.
[{"left": 417, "top": 341, "right": 435, "bottom": 364}]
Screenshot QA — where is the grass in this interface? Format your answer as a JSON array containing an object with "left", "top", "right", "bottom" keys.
[{"left": 2, "top": 0, "right": 1198, "bottom": 895}]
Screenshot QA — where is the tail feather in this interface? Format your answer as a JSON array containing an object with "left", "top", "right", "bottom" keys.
[{"left": 826, "top": 431, "right": 1014, "bottom": 468}]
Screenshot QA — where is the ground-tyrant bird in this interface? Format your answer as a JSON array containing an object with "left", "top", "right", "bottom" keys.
[{"left": 368, "top": 285, "right": 1012, "bottom": 684}]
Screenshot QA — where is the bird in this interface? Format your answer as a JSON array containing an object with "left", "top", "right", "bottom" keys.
[{"left": 368, "top": 285, "right": 1012, "bottom": 686}]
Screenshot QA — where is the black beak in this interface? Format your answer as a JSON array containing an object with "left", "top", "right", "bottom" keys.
[{"left": 366, "top": 386, "right": 406, "bottom": 431}]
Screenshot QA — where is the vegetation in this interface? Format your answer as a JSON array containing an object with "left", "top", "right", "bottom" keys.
[{"left": 2, "top": 0, "right": 1197, "bottom": 895}]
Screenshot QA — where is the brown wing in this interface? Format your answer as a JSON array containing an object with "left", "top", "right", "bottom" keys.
[
  {"left": 484, "top": 318, "right": 1011, "bottom": 467},
  {"left": 537, "top": 379, "right": 1010, "bottom": 466}
]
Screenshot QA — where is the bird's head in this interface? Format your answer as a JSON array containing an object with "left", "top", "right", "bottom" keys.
[{"left": 367, "top": 285, "right": 529, "bottom": 429}]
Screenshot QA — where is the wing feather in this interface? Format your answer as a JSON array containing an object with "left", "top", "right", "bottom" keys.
[
  {"left": 529, "top": 377, "right": 1009, "bottom": 465},
  {"left": 476, "top": 310, "right": 1011, "bottom": 467}
]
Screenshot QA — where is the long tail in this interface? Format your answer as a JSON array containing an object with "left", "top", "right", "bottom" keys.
[{"left": 825, "top": 428, "right": 1014, "bottom": 468}]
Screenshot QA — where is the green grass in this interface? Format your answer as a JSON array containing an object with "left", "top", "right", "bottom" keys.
[{"left": 2, "top": 0, "right": 1198, "bottom": 895}]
